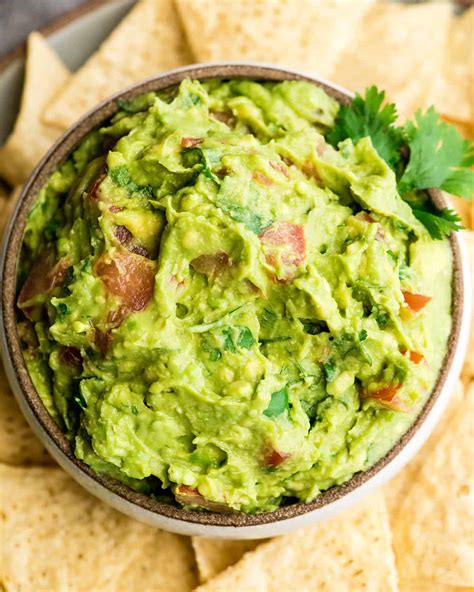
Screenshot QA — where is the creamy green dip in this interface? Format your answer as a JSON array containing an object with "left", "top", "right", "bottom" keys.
[{"left": 17, "top": 79, "right": 452, "bottom": 513}]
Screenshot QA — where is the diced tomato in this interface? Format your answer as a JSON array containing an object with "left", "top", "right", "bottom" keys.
[
  {"left": 402, "top": 291, "right": 432, "bottom": 313},
  {"left": 363, "top": 384, "right": 408, "bottom": 412},
  {"left": 259, "top": 222, "right": 306, "bottom": 279},
  {"left": 95, "top": 251, "right": 155, "bottom": 312},
  {"left": 89, "top": 171, "right": 106, "bottom": 201},
  {"left": 94, "top": 328, "right": 111, "bottom": 357},
  {"left": 109, "top": 205, "right": 124, "bottom": 213},
  {"left": 401, "top": 349, "right": 424, "bottom": 364},
  {"left": 270, "top": 161, "right": 289, "bottom": 178},
  {"left": 18, "top": 250, "right": 71, "bottom": 316},
  {"left": 60, "top": 346, "right": 82, "bottom": 369},
  {"left": 181, "top": 137, "right": 203, "bottom": 148},
  {"left": 114, "top": 225, "right": 133, "bottom": 245},
  {"left": 355, "top": 211, "right": 375, "bottom": 223},
  {"left": 264, "top": 448, "right": 290, "bottom": 468},
  {"left": 190, "top": 251, "right": 231, "bottom": 277},
  {"left": 174, "top": 485, "right": 231, "bottom": 513},
  {"left": 253, "top": 171, "right": 272, "bottom": 186}
]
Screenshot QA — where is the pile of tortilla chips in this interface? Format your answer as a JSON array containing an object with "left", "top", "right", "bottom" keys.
[{"left": 0, "top": 1, "right": 472, "bottom": 590}]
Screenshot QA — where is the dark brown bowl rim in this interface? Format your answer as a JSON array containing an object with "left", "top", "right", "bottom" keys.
[{"left": 0, "top": 63, "right": 464, "bottom": 528}]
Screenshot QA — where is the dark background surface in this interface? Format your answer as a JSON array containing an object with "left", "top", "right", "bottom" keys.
[{"left": 0, "top": 0, "right": 90, "bottom": 57}]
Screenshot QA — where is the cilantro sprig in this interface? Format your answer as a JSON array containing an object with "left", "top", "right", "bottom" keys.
[{"left": 328, "top": 87, "right": 474, "bottom": 239}]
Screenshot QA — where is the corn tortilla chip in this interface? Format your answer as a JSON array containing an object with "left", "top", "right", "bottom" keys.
[
  {"left": 0, "top": 33, "right": 69, "bottom": 187},
  {"left": 384, "top": 378, "right": 464, "bottom": 518},
  {"left": 432, "top": 8, "right": 474, "bottom": 125},
  {"left": 330, "top": 3, "right": 452, "bottom": 119},
  {"left": 0, "top": 464, "right": 198, "bottom": 591},
  {"left": 176, "top": 0, "right": 374, "bottom": 79},
  {"left": 389, "top": 384, "right": 474, "bottom": 587},
  {"left": 43, "top": 0, "right": 193, "bottom": 129},
  {"left": 192, "top": 538, "right": 262, "bottom": 583},
  {"left": 195, "top": 493, "right": 397, "bottom": 592}
]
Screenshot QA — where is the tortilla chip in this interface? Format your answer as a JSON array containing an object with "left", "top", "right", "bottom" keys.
[
  {"left": 0, "top": 33, "right": 69, "bottom": 187},
  {"left": 461, "top": 231, "right": 474, "bottom": 383},
  {"left": 384, "top": 378, "right": 464, "bottom": 518},
  {"left": 0, "top": 463, "right": 198, "bottom": 591},
  {"left": 43, "top": 0, "right": 193, "bottom": 129},
  {"left": 389, "top": 384, "right": 474, "bottom": 587},
  {"left": 192, "top": 538, "right": 262, "bottom": 583},
  {"left": 195, "top": 493, "right": 397, "bottom": 592},
  {"left": 330, "top": 3, "right": 452, "bottom": 119},
  {"left": 176, "top": 0, "right": 374, "bottom": 78},
  {"left": 432, "top": 8, "right": 474, "bottom": 125}
]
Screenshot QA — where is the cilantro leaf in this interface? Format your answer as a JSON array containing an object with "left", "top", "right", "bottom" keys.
[
  {"left": 263, "top": 388, "right": 289, "bottom": 417},
  {"left": 397, "top": 107, "right": 474, "bottom": 199},
  {"left": 411, "top": 206, "right": 463, "bottom": 240},
  {"left": 327, "top": 86, "right": 404, "bottom": 168}
]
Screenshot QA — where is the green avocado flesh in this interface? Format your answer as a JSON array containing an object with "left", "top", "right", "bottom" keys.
[{"left": 17, "top": 79, "right": 452, "bottom": 513}]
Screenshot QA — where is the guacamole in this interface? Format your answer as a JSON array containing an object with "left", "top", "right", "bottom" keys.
[{"left": 17, "top": 79, "right": 452, "bottom": 513}]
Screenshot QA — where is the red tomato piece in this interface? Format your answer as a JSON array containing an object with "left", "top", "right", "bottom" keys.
[
  {"left": 190, "top": 251, "right": 231, "bottom": 277},
  {"left": 60, "top": 347, "right": 83, "bottom": 369},
  {"left": 259, "top": 222, "right": 306, "bottom": 275},
  {"left": 18, "top": 250, "right": 71, "bottom": 310},
  {"left": 95, "top": 251, "right": 155, "bottom": 312},
  {"left": 181, "top": 137, "right": 203, "bottom": 148},
  {"left": 270, "top": 161, "right": 290, "bottom": 178},
  {"left": 264, "top": 449, "right": 290, "bottom": 468},
  {"left": 253, "top": 171, "right": 273, "bottom": 186},
  {"left": 402, "top": 291, "right": 432, "bottom": 313},
  {"left": 364, "top": 384, "right": 408, "bottom": 412},
  {"left": 89, "top": 171, "right": 106, "bottom": 201},
  {"left": 174, "top": 485, "right": 230, "bottom": 513}
]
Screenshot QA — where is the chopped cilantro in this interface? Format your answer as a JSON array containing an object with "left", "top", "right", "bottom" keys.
[
  {"left": 327, "top": 86, "right": 404, "bottom": 168},
  {"left": 326, "top": 87, "right": 473, "bottom": 240},
  {"left": 56, "top": 302, "right": 70, "bottom": 318},
  {"left": 259, "top": 336, "right": 291, "bottom": 344},
  {"left": 110, "top": 165, "right": 154, "bottom": 197},
  {"left": 397, "top": 107, "right": 474, "bottom": 199},
  {"left": 237, "top": 326, "right": 255, "bottom": 349},
  {"left": 358, "top": 329, "right": 368, "bottom": 342},
  {"left": 260, "top": 308, "right": 277, "bottom": 329},
  {"left": 411, "top": 205, "right": 463, "bottom": 240},
  {"left": 222, "top": 328, "right": 236, "bottom": 352},
  {"left": 322, "top": 362, "right": 335, "bottom": 382},
  {"left": 131, "top": 405, "right": 139, "bottom": 416},
  {"left": 263, "top": 388, "right": 289, "bottom": 417},
  {"left": 201, "top": 339, "right": 221, "bottom": 361}
]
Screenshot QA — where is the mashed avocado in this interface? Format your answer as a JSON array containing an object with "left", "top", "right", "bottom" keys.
[{"left": 17, "top": 79, "right": 452, "bottom": 513}]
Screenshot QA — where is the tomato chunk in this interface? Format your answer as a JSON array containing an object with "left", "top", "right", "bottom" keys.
[
  {"left": 402, "top": 350, "right": 424, "bottom": 364},
  {"left": 18, "top": 249, "right": 71, "bottom": 316},
  {"left": 174, "top": 485, "right": 231, "bottom": 513},
  {"left": 190, "top": 251, "right": 231, "bottom": 277},
  {"left": 363, "top": 384, "right": 408, "bottom": 412},
  {"left": 252, "top": 171, "right": 272, "bottom": 186},
  {"left": 95, "top": 251, "right": 155, "bottom": 312},
  {"left": 402, "top": 291, "right": 432, "bottom": 313},
  {"left": 181, "top": 137, "right": 203, "bottom": 148},
  {"left": 264, "top": 449, "right": 290, "bottom": 468},
  {"left": 259, "top": 222, "right": 306, "bottom": 279},
  {"left": 60, "top": 346, "right": 82, "bottom": 370}
]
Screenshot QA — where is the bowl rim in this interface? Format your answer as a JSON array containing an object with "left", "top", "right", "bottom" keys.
[{"left": 0, "top": 62, "right": 469, "bottom": 529}]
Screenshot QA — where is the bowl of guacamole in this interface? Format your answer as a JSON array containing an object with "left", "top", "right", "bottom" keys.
[{"left": 1, "top": 64, "right": 469, "bottom": 536}]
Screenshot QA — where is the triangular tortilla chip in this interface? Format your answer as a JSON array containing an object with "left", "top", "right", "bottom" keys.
[
  {"left": 384, "top": 378, "right": 464, "bottom": 518},
  {"left": 0, "top": 464, "right": 197, "bottom": 591},
  {"left": 43, "top": 0, "right": 193, "bottom": 129},
  {"left": 330, "top": 3, "right": 452, "bottom": 119},
  {"left": 195, "top": 493, "right": 397, "bottom": 592},
  {"left": 389, "top": 383, "right": 474, "bottom": 588},
  {"left": 0, "top": 33, "right": 69, "bottom": 186},
  {"left": 176, "top": 0, "right": 374, "bottom": 78},
  {"left": 192, "top": 538, "right": 262, "bottom": 583},
  {"left": 432, "top": 8, "right": 474, "bottom": 125}
]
